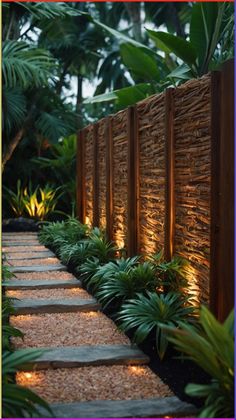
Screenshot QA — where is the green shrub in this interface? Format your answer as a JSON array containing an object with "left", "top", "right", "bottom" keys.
[
  {"left": 118, "top": 291, "right": 195, "bottom": 360},
  {"left": 149, "top": 252, "right": 189, "bottom": 294},
  {"left": 38, "top": 218, "right": 87, "bottom": 251},
  {"left": 95, "top": 261, "right": 158, "bottom": 308},
  {"left": 86, "top": 256, "right": 139, "bottom": 294},
  {"left": 166, "top": 306, "right": 234, "bottom": 418}
]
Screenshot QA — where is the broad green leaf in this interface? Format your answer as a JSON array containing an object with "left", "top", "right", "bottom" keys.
[
  {"left": 120, "top": 43, "right": 159, "bottom": 82},
  {"left": 84, "top": 83, "right": 152, "bottom": 107},
  {"left": 146, "top": 30, "right": 197, "bottom": 70},
  {"left": 167, "top": 64, "right": 193, "bottom": 81},
  {"left": 190, "top": 2, "right": 218, "bottom": 73}
]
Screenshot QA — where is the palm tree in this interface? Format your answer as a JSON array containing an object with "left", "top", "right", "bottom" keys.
[{"left": 2, "top": 2, "right": 80, "bottom": 171}]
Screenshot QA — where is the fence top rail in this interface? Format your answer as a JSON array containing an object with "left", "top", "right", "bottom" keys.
[{"left": 81, "top": 73, "right": 212, "bottom": 133}]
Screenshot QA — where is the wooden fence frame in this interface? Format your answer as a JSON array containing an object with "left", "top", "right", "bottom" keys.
[{"left": 76, "top": 60, "right": 234, "bottom": 321}]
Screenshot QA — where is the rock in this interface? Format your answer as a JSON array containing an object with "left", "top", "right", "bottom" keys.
[{"left": 2, "top": 217, "right": 39, "bottom": 232}]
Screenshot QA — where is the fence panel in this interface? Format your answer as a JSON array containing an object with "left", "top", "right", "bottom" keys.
[
  {"left": 173, "top": 76, "right": 211, "bottom": 304},
  {"left": 112, "top": 110, "right": 129, "bottom": 249},
  {"left": 97, "top": 118, "right": 107, "bottom": 230},
  {"left": 136, "top": 93, "right": 166, "bottom": 256},
  {"left": 84, "top": 125, "right": 94, "bottom": 226},
  {"left": 77, "top": 61, "right": 234, "bottom": 319}
]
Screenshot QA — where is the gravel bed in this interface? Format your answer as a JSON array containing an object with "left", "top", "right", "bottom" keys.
[
  {"left": 7, "top": 288, "right": 92, "bottom": 300},
  {"left": 14, "top": 271, "right": 75, "bottom": 280},
  {"left": 3, "top": 246, "right": 47, "bottom": 252},
  {"left": 5, "top": 257, "right": 60, "bottom": 266},
  {"left": 5, "top": 252, "right": 52, "bottom": 259},
  {"left": 10, "top": 312, "right": 130, "bottom": 348},
  {"left": 16, "top": 365, "right": 172, "bottom": 403}
]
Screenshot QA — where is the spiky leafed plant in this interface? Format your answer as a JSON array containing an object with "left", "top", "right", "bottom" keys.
[
  {"left": 79, "top": 257, "right": 101, "bottom": 285},
  {"left": 86, "top": 256, "right": 140, "bottom": 294},
  {"left": 95, "top": 261, "right": 158, "bottom": 308},
  {"left": 166, "top": 306, "right": 234, "bottom": 418},
  {"left": 118, "top": 291, "right": 195, "bottom": 360}
]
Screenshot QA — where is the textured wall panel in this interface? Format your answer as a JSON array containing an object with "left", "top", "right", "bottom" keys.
[
  {"left": 173, "top": 76, "right": 211, "bottom": 304},
  {"left": 84, "top": 125, "right": 94, "bottom": 226},
  {"left": 137, "top": 94, "right": 166, "bottom": 255},
  {"left": 112, "top": 110, "right": 128, "bottom": 249},
  {"left": 97, "top": 119, "right": 107, "bottom": 230}
]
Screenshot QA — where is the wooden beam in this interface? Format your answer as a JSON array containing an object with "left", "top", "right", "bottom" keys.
[
  {"left": 105, "top": 116, "right": 113, "bottom": 241},
  {"left": 210, "top": 60, "right": 234, "bottom": 321},
  {"left": 76, "top": 130, "right": 85, "bottom": 223},
  {"left": 164, "top": 88, "right": 175, "bottom": 261},
  {"left": 127, "top": 106, "right": 139, "bottom": 256},
  {"left": 93, "top": 123, "right": 99, "bottom": 227},
  {"left": 210, "top": 71, "right": 221, "bottom": 317}
]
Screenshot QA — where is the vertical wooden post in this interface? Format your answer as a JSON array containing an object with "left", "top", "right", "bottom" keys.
[
  {"left": 210, "top": 60, "right": 234, "bottom": 321},
  {"left": 210, "top": 71, "right": 221, "bottom": 317},
  {"left": 93, "top": 123, "right": 99, "bottom": 227},
  {"left": 127, "top": 106, "right": 139, "bottom": 256},
  {"left": 164, "top": 88, "right": 175, "bottom": 261},
  {"left": 76, "top": 130, "right": 85, "bottom": 223},
  {"left": 105, "top": 116, "right": 113, "bottom": 241}
]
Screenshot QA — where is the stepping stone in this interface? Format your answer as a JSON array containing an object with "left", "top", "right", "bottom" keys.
[
  {"left": 8, "top": 264, "right": 66, "bottom": 273},
  {"left": 13, "top": 298, "right": 100, "bottom": 314},
  {"left": 18, "top": 344, "right": 150, "bottom": 370},
  {"left": 3, "top": 279, "right": 82, "bottom": 290},
  {"left": 7, "top": 252, "right": 54, "bottom": 259},
  {"left": 38, "top": 396, "right": 196, "bottom": 418}
]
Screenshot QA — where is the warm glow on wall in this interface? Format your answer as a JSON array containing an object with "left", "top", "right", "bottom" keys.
[
  {"left": 116, "top": 238, "right": 125, "bottom": 249},
  {"left": 85, "top": 216, "right": 92, "bottom": 227},
  {"left": 183, "top": 263, "right": 200, "bottom": 306}
]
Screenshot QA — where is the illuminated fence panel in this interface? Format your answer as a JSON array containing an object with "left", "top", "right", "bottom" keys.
[
  {"left": 173, "top": 77, "right": 211, "bottom": 304},
  {"left": 112, "top": 110, "right": 129, "bottom": 249},
  {"left": 97, "top": 119, "right": 107, "bottom": 230},
  {"left": 84, "top": 125, "right": 94, "bottom": 227},
  {"left": 137, "top": 94, "right": 166, "bottom": 255},
  {"left": 77, "top": 61, "right": 234, "bottom": 320}
]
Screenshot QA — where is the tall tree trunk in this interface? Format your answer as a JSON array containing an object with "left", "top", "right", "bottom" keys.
[
  {"left": 124, "top": 2, "right": 142, "bottom": 42},
  {"left": 2, "top": 128, "right": 25, "bottom": 172}
]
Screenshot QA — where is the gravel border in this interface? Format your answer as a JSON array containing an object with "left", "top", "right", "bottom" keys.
[
  {"left": 10, "top": 312, "right": 130, "bottom": 348},
  {"left": 16, "top": 365, "right": 172, "bottom": 403}
]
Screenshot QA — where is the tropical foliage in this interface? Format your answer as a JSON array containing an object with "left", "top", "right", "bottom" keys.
[
  {"left": 166, "top": 306, "right": 234, "bottom": 418},
  {"left": 84, "top": 2, "right": 234, "bottom": 107},
  {"left": 4, "top": 180, "right": 62, "bottom": 220},
  {"left": 118, "top": 292, "right": 195, "bottom": 360}
]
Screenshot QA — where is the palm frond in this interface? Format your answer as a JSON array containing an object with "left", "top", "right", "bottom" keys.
[
  {"left": 2, "top": 87, "right": 27, "bottom": 135},
  {"left": 35, "top": 111, "right": 77, "bottom": 144},
  {"left": 2, "top": 40, "right": 54, "bottom": 89}
]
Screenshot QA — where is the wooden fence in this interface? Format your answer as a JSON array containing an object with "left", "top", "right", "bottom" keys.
[{"left": 76, "top": 60, "right": 234, "bottom": 321}]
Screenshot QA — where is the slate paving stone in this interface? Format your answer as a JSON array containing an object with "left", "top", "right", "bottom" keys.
[
  {"left": 13, "top": 298, "right": 100, "bottom": 314},
  {"left": 17, "top": 344, "right": 150, "bottom": 369}
]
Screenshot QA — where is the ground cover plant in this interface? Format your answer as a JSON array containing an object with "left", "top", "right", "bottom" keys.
[{"left": 38, "top": 219, "right": 234, "bottom": 415}]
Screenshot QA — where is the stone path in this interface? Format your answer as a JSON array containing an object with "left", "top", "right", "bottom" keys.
[{"left": 3, "top": 232, "right": 196, "bottom": 418}]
